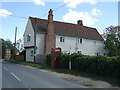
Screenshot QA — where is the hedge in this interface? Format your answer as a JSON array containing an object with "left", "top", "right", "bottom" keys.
[
  {"left": 46, "top": 53, "right": 120, "bottom": 78},
  {"left": 46, "top": 54, "right": 51, "bottom": 66}
]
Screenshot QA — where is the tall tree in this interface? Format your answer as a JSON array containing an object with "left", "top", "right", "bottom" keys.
[
  {"left": 103, "top": 25, "right": 120, "bottom": 40},
  {"left": 104, "top": 34, "right": 120, "bottom": 56},
  {"left": 103, "top": 25, "right": 120, "bottom": 56},
  {"left": 0, "top": 38, "right": 18, "bottom": 58}
]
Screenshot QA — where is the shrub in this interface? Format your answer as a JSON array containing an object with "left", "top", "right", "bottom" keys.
[
  {"left": 45, "top": 53, "right": 120, "bottom": 78},
  {"left": 46, "top": 54, "right": 51, "bottom": 66},
  {"left": 59, "top": 53, "right": 69, "bottom": 69}
]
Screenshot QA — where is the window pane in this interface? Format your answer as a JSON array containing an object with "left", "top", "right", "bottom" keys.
[
  {"left": 77, "top": 38, "right": 82, "bottom": 43},
  {"left": 60, "top": 37, "right": 62, "bottom": 42},
  {"left": 27, "top": 34, "right": 31, "bottom": 42},
  {"left": 60, "top": 36, "right": 65, "bottom": 42},
  {"left": 81, "top": 39, "right": 82, "bottom": 43},
  {"left": 77, "top": 51, "right": 82, "bottom": 54},
  {"left": 30, "top": 50, "right": 34, "bottom": 57}
]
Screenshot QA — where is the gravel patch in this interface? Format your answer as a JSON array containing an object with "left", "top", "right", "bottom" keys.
[
  {"left": 22, "top": 65, "right": 119, "bottom": 88},
  {"left": 38, "top": 69, "right": 119, "bottom": 88}
]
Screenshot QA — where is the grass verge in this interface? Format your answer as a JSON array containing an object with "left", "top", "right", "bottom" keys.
[{"left": 4, "top": 59, "right": 119, "bottom": 87}]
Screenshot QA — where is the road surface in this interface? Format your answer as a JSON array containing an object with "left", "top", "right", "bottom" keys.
[{"left": 2, "top": 60, "right": 86, "bottom": 89}]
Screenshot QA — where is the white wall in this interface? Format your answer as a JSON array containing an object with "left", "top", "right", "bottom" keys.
[
  {"left": 26, "top": 48, "right": 34, "bottom": 62},
  {"left": 36, "top": 33, "right": 45, "bottom": 55},
  {"left": 24, "top": 19, "right": 34, "bottom": 47},
  {"left": 56, "top": 35, "right": 105, "bottom": 56},
  {"left": 35, "top": 33, "right": 45, "bottom": 63}
]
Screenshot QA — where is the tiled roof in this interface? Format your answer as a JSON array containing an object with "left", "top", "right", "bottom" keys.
[{"left": 29, "top": 17, "right": 104, "bottom": 41}]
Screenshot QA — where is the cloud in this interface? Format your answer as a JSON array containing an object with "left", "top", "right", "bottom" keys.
[
  {"left": 64, "top": 0, "right": 84, "bottom": 8},
  {"left": 63, "top": 9, "right": 98, "bottom": 26},
  {"left": 32, "top": 0, "right": 45, "bottom": 6},
  {"left": 87, "top": 0, "right": 97, "bottom": 4},
  {"left": 91, "top": 8, "right": 101, "bottom": 16},
  {"left": 0, "top": 9, "right": 12, "bottom": 17},
  {"left": 63, "top": 0, "right": 97, "bottom": 8}
]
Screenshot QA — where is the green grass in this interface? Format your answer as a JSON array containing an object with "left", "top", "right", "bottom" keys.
[
  {"left": 4, "top": 59, "right": 49, "bottom": 69},
  {"left": 4, "top": 59, "right": 120, "bottom": 87},
  {"left": 53, "top": 69, "right": 119, "bottom": 86}
]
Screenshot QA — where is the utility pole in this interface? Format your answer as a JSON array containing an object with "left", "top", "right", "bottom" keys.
[
  {"left": 69, "top": 46, "right": 71, "bottom": 70},
  {"left": 14, "top": 27, "right": 17, "bottom": 47},
  {"left": 14, "top": 27, "right": 17, "bottom": 59},
  {"left": 34, "top": 18, "right": 36, "bottom": 63}
]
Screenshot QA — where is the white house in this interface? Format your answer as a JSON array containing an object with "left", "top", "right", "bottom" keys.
[{"left": 24, "top": 9, "right": 106, "bottom": 63}]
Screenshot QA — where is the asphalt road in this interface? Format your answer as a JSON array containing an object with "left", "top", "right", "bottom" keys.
[{"left": 2, "top": 60, "right": 86, "bottom": 89}]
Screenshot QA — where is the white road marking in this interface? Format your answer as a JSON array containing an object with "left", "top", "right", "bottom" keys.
[
  {"left": 3, "top": 67, "right": 8, "bottom": 71},
  {"left": 10, "top": 72, "right": 21, "bottom": 82}
]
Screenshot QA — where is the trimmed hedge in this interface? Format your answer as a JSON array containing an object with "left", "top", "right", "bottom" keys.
[
  {"left": 46, "top": 54, "right": 51, "bottom": 66},
  {"left": 46, "top": 53, "right": 120, "bottom": 78}
]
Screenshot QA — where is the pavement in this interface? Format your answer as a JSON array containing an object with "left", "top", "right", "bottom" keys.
[{"left": 2, "top": 60, "right": 86, "bottom": 89}]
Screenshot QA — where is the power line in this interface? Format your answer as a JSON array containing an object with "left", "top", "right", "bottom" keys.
[
  {"left": 42, "top": 0, "right": 74, "bottom": 17},
  {"left": 53, "top": 0, "right": 74, "bottom": 11},
  {"left": 1, "top": 13, "right": 28, "bottom": 19},
  {"left": 1, "top": 0, "right": 74, "bottom": 19}
]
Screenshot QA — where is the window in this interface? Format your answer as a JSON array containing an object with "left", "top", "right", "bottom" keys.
[
  {"left": 77, "top": 38, "right": 82, "bottom": 43},
  {"left": 30, "top": 50, "right": 34, "bottom": 57},
  {"left": 27, "top": 34, "right": 31, "bottom": 42},
  {"left": 93, "top": 41, "right": 96, "bottom": 45},
  {"left": 77, "top": 51, "right": 82, "bottom": 54},
  {"left": 95, "top": 53, "right": 100, "bottom": 56},
  {"left": 60, "top": 36, "right": 65, "bottom": 42}
]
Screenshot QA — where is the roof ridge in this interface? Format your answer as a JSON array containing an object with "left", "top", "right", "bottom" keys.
[
  {"left": 29, "top": 16, "right": 96, "bottom": 30},
  {"left": 29, "top": 16, "right": 81, "bottom": 26},
  {"left": 29, "top": 16, "right": 103, "bottom": 41}
]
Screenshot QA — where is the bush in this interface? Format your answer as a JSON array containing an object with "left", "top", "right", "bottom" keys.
[
  {"left": 59, "top": 53, "right": 69, "bottom": 69},
  {"left": 45, "top": 53, "right": 120, "bottom": 78},
  {"left": 46, "top": 54, "right": 51, "bottom": 66}
]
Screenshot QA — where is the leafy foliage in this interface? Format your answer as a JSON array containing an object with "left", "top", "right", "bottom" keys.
[
  {"left": 104, "top": 34, "right": 120, "bottom": 56},
  {"left": 46, "top": 53, "right": 120, "bottom": 78},
  {"left": 103, "top": 25, "right": 120, "bottom": 56},
  {"left": 0, "top": 38, "right": 18, "bottom": 58},
  {"left": 46, "top": 54, "right": 51, "bottom": 66},
  {"left": 103, "top": 25, "right": 120, "bottom": 40}
]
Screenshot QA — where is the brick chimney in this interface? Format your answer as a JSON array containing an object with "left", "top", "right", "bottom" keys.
[
  {"left": 44, "top": 9, "right": 56, "bottom": 55},
  {"left": 48, "top": 9, "right": 53, "bottom": 23},
  {"left": 77, "top": 20, "right": 83, "bottom": 26}
]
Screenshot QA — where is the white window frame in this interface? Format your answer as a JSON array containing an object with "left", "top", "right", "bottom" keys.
[
  {"left": 95, "top": 52, "right": 100, "bottom": 56},
  {"left": 30, "top": 50, "right": 34, "bottom": 57},
  {"left": 77, "top": 38, "right": 82, "bottom": 44},
  {"left": 77, "top": 51, "right": 82, "bottom": 54},
  {"left": 60, "top": 36, "right": 65, "bottom": 42},
  {"left": 27, "top": 34, "right": 31, "bottom": 42}
]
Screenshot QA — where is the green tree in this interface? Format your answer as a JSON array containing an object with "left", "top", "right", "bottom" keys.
[
  {"left": 103, "top": 25, "right": 120, "bottom": 40},
  {"left": 0, "top": 38, "right": 19, "bottom": 59},
  {"left": 104, "top": 34, "right": 120, "bottom": 56}
]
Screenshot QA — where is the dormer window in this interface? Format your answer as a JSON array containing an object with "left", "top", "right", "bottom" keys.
[{"left": 27, "top": 34, "right": 31, "bottom": 42}]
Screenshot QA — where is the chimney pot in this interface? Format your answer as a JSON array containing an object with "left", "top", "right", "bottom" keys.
[
  {"left": 77, "top": 20, "right": 83, "bottom": 26},
  {"left": 48, "top": 9, "right": 53, "bottom": 23}
]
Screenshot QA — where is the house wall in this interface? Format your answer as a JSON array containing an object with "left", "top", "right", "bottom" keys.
[
  {"left": 36, "top": 33, "right": 45, "bottom": 63},
  {"left": 56, "top": 35, "right": 105, "bottom": 56},
  {"left": 24, "top": 19, "right": 34, "bottom": 47},
  {"left": 26, "top": 48, "right": 34, "bottom": 62},
  {"left": 24, "top": 19, "right": 35, "bottom": 62}
]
